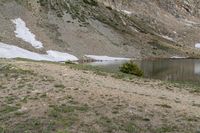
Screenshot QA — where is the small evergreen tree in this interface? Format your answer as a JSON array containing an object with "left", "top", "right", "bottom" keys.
[{"left": 120, "top": 61, "right": 143, "bottom": 77}]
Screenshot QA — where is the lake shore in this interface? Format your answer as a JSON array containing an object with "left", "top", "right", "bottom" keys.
[{"left": 0, "top": 59, "right": 199, "bottom": 133}]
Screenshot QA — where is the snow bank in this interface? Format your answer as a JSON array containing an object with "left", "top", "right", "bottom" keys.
[
  {"left": 11, "top": 18, "right": 43, "bottom": 49},
  {"left": 195, "top": 43, "right": 200, "bottom": 48},
  {"left": 85, "top": 55, "right": 131, "bottom": 61},
  {"left": 170, "top": 56, "right": 186, "bottom": 59},
  {"left": 47, "top": 50, "right": 78, "bottom": 61},
  {"left": 0, "top": 42, "right": 78, "bottom": 62},
  {"left": 0, "top": 42, "right": 48, "bottom": 61}
]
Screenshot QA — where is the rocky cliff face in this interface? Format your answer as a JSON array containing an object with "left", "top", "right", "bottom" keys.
[{"left": 0, "top": 0, "right": 200, "bottom": 59}]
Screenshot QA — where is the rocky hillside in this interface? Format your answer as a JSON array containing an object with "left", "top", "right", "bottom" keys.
[{"left": 1, "top": 0, "right": 200, "bottom": 59}]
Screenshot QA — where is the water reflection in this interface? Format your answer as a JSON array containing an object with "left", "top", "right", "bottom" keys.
[
  {"left": 87, "top": 59, "right": 200, "bottom": 83},
  {"left": 140, "top": 59, "right": 200, "bottom": 82},
  {"left": 194, "top": 62, "right": 200, "bottom": 75},
  {"left": 87, "top": 60, "right": 127, "bottom": 73}
]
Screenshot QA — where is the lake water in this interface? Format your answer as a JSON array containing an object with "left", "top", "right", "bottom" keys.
[{"left": 86, "top": 59, "right": 200, "bottom": 83}]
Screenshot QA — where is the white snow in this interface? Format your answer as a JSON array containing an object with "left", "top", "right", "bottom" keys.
[
  {"left": 180, "top": 19, "right": 199, "bottom": 27},
  {"left": 85, "top": 55, "right": 131, "bottom": 61},
  {"left": 11, "top": 18, "right": 43, "bottom": 49},
  {"left": 121, "top": 10, "right": 132, "bottom": 15},
  {"left": 195, "top": 43, "right": 200, "bottom": 48},
  {"left": 170, "top": 56, "right": 186, "bottom": 59},
  {"left": 47, "top": 50, "right": 78, "bottom": 62},
  {"left": 0, "top": 42, "right": 78, "bottom": 62},
  {"left": 161, "top": 35, "right": 174, "bottom": 41}
]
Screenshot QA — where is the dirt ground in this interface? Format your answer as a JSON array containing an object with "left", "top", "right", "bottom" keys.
[{"left": 0, "top": 59, "right": 199, "bottom": 133}]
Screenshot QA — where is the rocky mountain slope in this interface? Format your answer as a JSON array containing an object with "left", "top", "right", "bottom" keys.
[{"left": 1, "top": 0, "right": 200, "bottom": 59}]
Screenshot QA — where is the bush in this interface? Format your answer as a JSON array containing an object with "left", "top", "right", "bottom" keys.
[
  {"left": 120, "top": 61, "right": 143, "bottom": 77},
  {"left": 65, "top": 61, "right": 74, "bottom": 64}
]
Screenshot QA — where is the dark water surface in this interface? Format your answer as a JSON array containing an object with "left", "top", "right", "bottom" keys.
[{"left": 86, "top": 59, "right": 200, "bottom": 83}]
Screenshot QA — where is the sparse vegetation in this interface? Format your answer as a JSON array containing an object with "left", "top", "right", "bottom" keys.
[
  {"left": 120, "top": 61, "right": 143, "bottom": 77},
  {"left": 0, "top": 105, "right": 19, "bottom": 114},
  {"left": 0, "top": 60, "right": 199, "bottom": 133},
  {"left": 156, "top": 125, "right": 177, "bottom": 133}
]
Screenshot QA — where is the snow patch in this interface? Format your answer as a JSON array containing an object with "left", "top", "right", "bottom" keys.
[
  {"left": 11, "top": 18, "right": 43, "bottom": 49},
  {"left": 181, "top": 19, "right": 199, "bottom": 27},
  {"left": 0, "top": 42, "right": 78, "bottom": 62},
  {"left": 195, "top": 43, "right": 200, "bottom": 48},
  {"left": 170, "top": 56, "right": 186, "bottom": 59},
  {"left": 121, "top": 10, "right": 132, "bottom": 15},
  {"left": 85, "top": 55, "right": 131, "bottom": 61},
  {"left": 161, "top": 35, "right": 174, "bottom": 41},
  {"left": 47, "top": 50, "right": 78, "bottom": 62}
]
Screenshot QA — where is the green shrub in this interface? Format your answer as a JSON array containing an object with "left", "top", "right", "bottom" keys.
[
  {"left": 120, "top": 61, "right": 143, "bottom": 77},
  {"left": 65, "top": 61, "right": 74, "bottom": 64}
]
